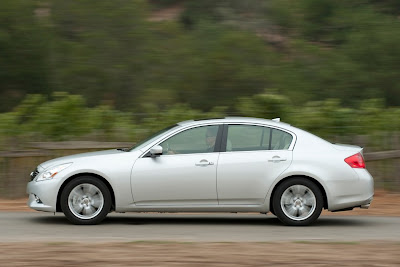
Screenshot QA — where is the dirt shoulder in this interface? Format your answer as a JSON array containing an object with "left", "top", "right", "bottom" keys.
[
  {"left": 2, "top": 190, "right": 399, "bottom": 215},
  {"left": 322, "top": 190, "right": 400, "bottom": 216},
  {"left": 0, "top": 241, "right": 399, "bottom": 266}
]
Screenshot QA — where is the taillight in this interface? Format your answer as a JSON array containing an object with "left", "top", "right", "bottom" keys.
[{"left": 344, "top": 153, "right": 365, "bottom": 168}]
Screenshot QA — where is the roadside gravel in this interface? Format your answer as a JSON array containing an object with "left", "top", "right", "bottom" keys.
[{"left": 3, "top": 190, "right": 398, "bottom": 215}]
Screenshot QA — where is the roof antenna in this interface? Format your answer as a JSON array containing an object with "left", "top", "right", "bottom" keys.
[{"left": 272, "top": 118, "right": 280, "bottom": 122}]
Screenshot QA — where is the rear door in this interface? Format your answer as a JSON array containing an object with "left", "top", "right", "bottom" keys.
[{"left": 216, "top": 124, "right": 293, "bottom": 205}]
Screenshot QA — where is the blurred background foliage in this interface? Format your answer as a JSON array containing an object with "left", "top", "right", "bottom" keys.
[
  {"left": 1, "top": 0, "right": 400, "bottom": 149},
  {"left": 1, "top": 92, "right": 399, "bottom": 152}
]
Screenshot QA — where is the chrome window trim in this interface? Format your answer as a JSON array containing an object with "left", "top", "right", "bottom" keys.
[{"left": 138, "top": 121, "right": 297, "bottom": 158}]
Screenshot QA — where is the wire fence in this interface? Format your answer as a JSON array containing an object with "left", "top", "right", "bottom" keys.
[{"left": 0, "top": 139, "right": 399, "bottom": 199}]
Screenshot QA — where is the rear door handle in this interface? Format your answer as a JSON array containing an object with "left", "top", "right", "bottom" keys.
[
  {"left": 195, "top": 159, "right": 214, "bottom": 166},
  {"left": 268, "top": 156, "right": 287, "bottom": 163}
]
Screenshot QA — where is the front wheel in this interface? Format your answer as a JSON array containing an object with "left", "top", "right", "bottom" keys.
[
  {"left": 272, "top": 178, "right": 323, "bottom": 226},
  {"left": 60, "top": 176, "right": 111, "bottom": 225}
]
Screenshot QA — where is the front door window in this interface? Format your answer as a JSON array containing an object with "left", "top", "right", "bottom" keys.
[{"left": 159, "top": 125, "right": 219, "bottom": 155}]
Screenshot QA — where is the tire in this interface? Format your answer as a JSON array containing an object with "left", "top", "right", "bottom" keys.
[
  {"left": 60, "top": 176, "right": 111, "bottom": 225},
  {"left": 272, "top": 178, "right": 323, "bottom": 226}
]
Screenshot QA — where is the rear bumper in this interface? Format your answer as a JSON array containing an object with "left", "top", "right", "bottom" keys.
[
  {"left": 330, "top": 195, "right": 373, "bottom": 212},
  {"left": 360, "top": 195, "right": 373, "bottom": 209},
  {"left": 328, "top": 168, "right": 374, "bottom": 211}
]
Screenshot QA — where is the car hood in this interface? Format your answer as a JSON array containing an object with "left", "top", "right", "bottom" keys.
[{"left": 38, "top": 149, "right": 125, "bottom": 171}]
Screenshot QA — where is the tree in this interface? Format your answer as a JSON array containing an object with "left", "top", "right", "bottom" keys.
[
  {"left": 0, "top": 0, "right": 50, "bottom": 112},
  {"left": 50, "top": 0, "right": 150, "bottom": 109}
]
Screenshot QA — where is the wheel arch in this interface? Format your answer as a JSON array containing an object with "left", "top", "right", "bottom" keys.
[
  {"left": 56, "top": 173, "right": 116, "bottom": 212},
  {"left": 269, "top": 175, "right": 328, "bottom": 215}
]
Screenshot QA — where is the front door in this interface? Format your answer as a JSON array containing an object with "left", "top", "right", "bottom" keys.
[{"left": 131, "top": 125, "right": 221, "bottom": 206}]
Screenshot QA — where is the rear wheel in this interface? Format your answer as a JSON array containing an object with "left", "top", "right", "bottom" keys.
[
  {"left": 272, "top": 178, "right": 323, "bottom": 226},
  {"left": 60, "top": 176, "right": 111, "bottom": 225}
]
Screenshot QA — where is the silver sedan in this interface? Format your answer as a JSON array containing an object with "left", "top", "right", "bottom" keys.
[{"left": 27, "top": 117, "right": 374, "bottom": 226}]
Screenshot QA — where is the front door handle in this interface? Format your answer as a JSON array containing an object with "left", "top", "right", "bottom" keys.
[
  {"left": 195, "top": 159, "right": 214, "bottom": 166},
  {"left": 268, "top": 156, "right": 287, "bottom": 163}
]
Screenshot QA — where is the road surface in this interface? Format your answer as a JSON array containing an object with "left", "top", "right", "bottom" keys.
[{"left": 1, "top": 212, "right": 399, "bottom": 242}]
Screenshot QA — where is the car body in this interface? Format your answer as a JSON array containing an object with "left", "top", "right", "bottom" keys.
[{"left": 27, "top": 117, "right": 374, "bottom": 225}]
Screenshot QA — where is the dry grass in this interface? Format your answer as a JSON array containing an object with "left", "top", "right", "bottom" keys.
[{"left": 0, "top": 241, "right": 399, "bottom": 266}]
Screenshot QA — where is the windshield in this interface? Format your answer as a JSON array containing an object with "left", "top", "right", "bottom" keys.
[{"left": 129, "top": 124, "right": 179, "bottom": 151}]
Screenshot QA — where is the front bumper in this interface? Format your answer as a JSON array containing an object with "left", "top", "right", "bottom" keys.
[{"left": 26, "top": 179, "right": 60, "bottom": 212}]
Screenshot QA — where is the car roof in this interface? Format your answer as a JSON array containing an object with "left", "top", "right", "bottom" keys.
[{"left": 177, "top": 117, "right": 291, "bottom": 129}]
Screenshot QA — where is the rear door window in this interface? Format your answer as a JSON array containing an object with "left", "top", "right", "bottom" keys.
[{"left": 225, "top": 125, "right": 292, "bottom": 151}]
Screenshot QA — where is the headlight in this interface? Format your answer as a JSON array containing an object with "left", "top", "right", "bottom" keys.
[{"left": 36, "top": 163, "right": 72, "bottom": 182}]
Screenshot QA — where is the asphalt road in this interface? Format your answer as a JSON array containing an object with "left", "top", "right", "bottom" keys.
[{"left": 1, "top": 212, "right": 399, "bottom": 242}]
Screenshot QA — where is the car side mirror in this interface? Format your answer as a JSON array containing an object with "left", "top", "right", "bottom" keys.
[{"left": 149, "top": 145, "right": 163, "bottom": 157}]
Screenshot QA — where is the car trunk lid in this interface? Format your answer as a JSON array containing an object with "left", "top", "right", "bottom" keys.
[{"left": 332, "top": 143, "right": 363, "bottom": 155}]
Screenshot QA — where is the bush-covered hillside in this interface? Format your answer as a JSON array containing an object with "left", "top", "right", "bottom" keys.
[{"left": 0, "top": 0, "right": 399, "bottom": 147}]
